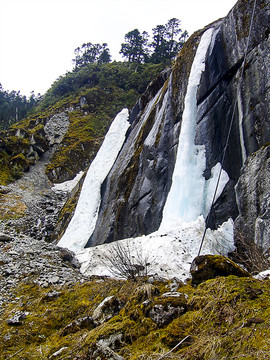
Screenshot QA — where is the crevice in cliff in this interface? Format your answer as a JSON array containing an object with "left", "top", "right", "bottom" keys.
[
  {"left": 197, "top": 57, "right": 244, "bottom": 108},
  {"left": 129, "top": 190, "right": 152, "bottom": 212}
]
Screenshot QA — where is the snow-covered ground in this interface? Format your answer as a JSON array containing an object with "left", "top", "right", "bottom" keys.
[
  {"left": 57, "top": 28, "right": 238, "bottom": 281},
  {"left": 77, "top": 217, "right": 234, "bottom": 280}
]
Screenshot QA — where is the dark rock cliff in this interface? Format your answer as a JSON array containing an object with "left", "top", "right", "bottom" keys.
[{"left": 87, "top": 0, "right": 269, "bottom": 248}]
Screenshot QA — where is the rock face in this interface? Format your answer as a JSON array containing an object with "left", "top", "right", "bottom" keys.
[
  {"left": 44, "top": 112, "right": 69, "bottom": 145},
  {"left": 234, "top": 145, "right": 270, "bottom": 251},
  {"left": 87, "top": 0, "right": 270, "bottom": 247}
]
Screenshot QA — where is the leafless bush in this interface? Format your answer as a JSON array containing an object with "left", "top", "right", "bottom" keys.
[
  {"left": 232, "top": 231, "right": 270, "bottom": 274},
  {"left": 102, "top": 241, "right": 151, "bottom": 280}
]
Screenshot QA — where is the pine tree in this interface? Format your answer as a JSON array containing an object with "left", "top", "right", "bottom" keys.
[
  {"left": 120, "top": 29, "right": 149, "bottom": 63},
  {"left": 73, "top": 42, "right": 111, "bottom": 68},
  {"left": 150, "top": 18, "right": 189, "bottom": 63}
]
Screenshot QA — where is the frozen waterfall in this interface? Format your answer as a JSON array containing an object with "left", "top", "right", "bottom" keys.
[
  {"left": 64, "top": 29, "right": 235, "bottom": 280},
  {"left": 58, "top": 108, "right": 130, "bottom": 252},
  {"left": 160, "top": 28, "right": 229, "bottom": 230}
]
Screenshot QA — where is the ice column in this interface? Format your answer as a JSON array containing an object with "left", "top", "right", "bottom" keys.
[
  {"left": 160, "top": 28, "right": 229, "bottom": 230},
  {"left": 58, "top": 108, "right": 130, "bottom": 252},
  {"left": 237, "top": 90, "right": 247, "bottom": 164}
]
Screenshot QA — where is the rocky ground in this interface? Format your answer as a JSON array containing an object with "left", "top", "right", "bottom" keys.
[
  {"left": 0, "top": 146, "right": 68, "bottom": 241},
  {"left": 0, "top": 146, "right": 88, "bottom": 319},
  {"left": 0, "top": 231, "right": 87, "bottom": 316}
]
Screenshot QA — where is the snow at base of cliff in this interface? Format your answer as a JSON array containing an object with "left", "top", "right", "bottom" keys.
[{"left": 77, "top": 216, "right": 235, "bottom": 281}]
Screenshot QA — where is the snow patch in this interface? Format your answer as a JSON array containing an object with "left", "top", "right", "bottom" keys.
[
  {"left": 58, "top": 108, "right": 130, "bottom": 252},
  {"left": 254, "top": 269, "right": 270, "bottom": 280},
  {"left": 52, "top": 171, "right": 84, "bottom": 193}
]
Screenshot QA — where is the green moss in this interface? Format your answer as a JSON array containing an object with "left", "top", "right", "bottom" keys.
[
  {"left": 0, "top": 62, "right": 165, "bottom": 185},
  {"left": 1, "top": 276, "right": 270, "bottom": 359}
]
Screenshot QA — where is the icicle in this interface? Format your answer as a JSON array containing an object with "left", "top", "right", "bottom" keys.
[
  {"left": 237, "top": 89, "right": 247, "bottom": 164},
  {"left": 58, "top": 108, "right": 130, "bottom": 253}
]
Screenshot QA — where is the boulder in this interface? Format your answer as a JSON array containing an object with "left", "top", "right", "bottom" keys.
[
  {"left": 44, "top": 112, "right": 69, "bottom": 145},
  {"left": 190, "top": 255, "right": 251, "bottom": 285},
  {"left": 58, "top": 248, "right": 81, "bottom": 269}
]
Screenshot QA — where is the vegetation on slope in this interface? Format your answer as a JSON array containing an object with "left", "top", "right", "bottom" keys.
[
  {"left": 0, "top": 85, "right": 40, "bottom": 130},
  {"left": 1, "top": 275, "right": 270, "bottom": 359},
  {"left": 0, "top": 62, "right": 165, "bottom": 185}
]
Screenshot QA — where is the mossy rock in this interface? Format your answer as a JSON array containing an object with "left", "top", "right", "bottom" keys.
[
  {"left": 190, "top": 254, "right": 251, "bottom": 285},
  {"left": 9, "top": 153, "right": 29, "bottom": 171}
]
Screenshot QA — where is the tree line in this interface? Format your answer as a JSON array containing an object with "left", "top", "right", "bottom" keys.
[
  {"left": 73, "top": 18, "right": 188, "bottom": 68},
  {"left": 0, "top": 18, "right": 187, "bottom": 128},
  {"left": 0, "top": 84, "right": 41, "bottom": 129}
]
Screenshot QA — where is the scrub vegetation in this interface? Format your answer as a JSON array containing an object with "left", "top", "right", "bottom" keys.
[
  {"left": 1, "top": 275, "right": 270, "bottom": 359},
  {"left": 0, "top": 62, "right": 165, "bottom": 185}
]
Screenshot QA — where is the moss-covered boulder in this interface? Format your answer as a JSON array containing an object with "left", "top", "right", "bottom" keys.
[{"left": 190, "top": 255, "right": 251, "bottom": 285}]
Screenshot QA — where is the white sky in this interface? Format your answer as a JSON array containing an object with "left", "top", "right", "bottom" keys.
[{"left": 0, "top": 0, "right": 237, "bottom": 96}]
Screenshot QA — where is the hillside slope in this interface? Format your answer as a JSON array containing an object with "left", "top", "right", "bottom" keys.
[{"left": 0, "top": 62, "right": 164, "bottom": 240}]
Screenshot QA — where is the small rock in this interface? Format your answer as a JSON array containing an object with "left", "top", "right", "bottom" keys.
[
  {"left": 0, "top": 233, "right": 13, "bottom": 242},
  {"left": 42, "top": 290, "right": 61, "bottom": 301},
  {"left": 61, "top": 316, "right": 94, "bottom": 336},
  {"left": 147, "top": 303, "right": 186, "bottom": 327},
  {"left": 48, "top": 275, "right": 60, "bottom": 284},
  {"left": 93, "top": 342, "right": 124, "bottom": 360},
  {"left": 0, "top": 186, "right": 10, "bottom": 194},
  {"left": 7, "top": 311, "right": 26, "bottom": 326}
]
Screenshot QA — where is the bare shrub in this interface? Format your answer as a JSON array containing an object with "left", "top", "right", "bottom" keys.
[
  {"left": 102, "top": 241, "right": 151, "bottom": 280},
  {"left": 232, "top": 231, "right": 270, "bottom": 274}
]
